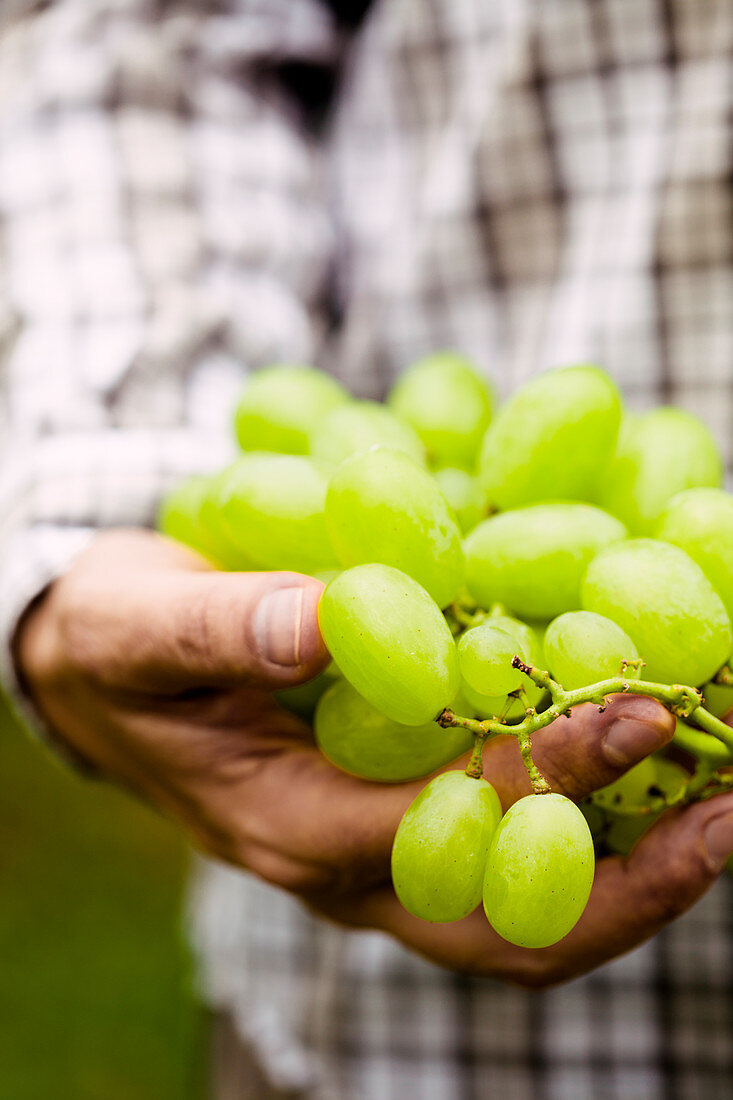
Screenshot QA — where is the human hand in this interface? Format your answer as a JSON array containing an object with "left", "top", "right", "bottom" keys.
[
  {"left": 322, "top": 702, "right": 733, "bottom": 987},
  {"left": 15, "top": 529, "right": 425, "bottom": 893},
  {"left": 16, "top": 529, "right": 733, "bottom": 986}
]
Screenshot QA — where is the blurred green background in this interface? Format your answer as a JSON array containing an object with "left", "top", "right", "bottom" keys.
[{"left": 0, "top": 697, "right": 205, "bottom": 1100}]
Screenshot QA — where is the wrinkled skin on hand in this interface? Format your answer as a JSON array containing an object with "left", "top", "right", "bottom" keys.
[{"left": 17, "top": 530, "right": 733, "bottom": 988}]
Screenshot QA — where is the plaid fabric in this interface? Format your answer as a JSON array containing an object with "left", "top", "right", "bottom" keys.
[{"left": 1, "top": 1, "right": 732, "bottom": 1097}]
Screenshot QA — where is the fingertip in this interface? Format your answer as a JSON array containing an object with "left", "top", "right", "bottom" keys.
[
  {"left": 297, "top": 579, "right": 329, "bottom": 671},
  {"left": 252, "top": 576, "right": 328, "bottom": 678},
  {"left": 625, "top": 792, "right": 733, "bottom": 913},
  {"left": 604, "top": 693, "right": 677, "bottom": 734},
  {"left": 601, "top": 694, "right": 675, "bottom": 767},
  {"left": 702, "top": 806, "right": 733, "bottom": 873}
]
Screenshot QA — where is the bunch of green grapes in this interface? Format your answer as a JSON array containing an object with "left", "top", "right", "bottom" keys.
[{"left": 158, "top": 356, "right": 733, "bottom": 950}]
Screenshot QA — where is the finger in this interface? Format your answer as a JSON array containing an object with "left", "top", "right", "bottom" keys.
[
  {"left": 211, "top": 694, "right": 672, "bottom": 896},
  {"left": 110, "top": 692, "right": 423, "bottom": 892},
  {"left": 316, "top": 791, "right": 733, "bottom": 987},
  {"left": 57, "top": 550, "right": 329, "bottom": 691},
  {"left": 482, "top": 694, "right": 675, "bottom": 808},
  {"left": 31, "top": 668, "right": 422, "bottom": 891}
]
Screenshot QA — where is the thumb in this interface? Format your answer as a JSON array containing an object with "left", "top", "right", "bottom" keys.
[
  {"left": 59, "top": 563, "right": 329, "bottom": 692},
  {"left": 482, "top": 694, "right": 676, "bottom": 807}
]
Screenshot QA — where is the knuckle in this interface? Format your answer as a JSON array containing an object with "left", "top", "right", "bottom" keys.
[
  {"left": 177, "top": 581, "right": 226, "bottom": 676},
  {"left": 193, "top": 799, "right": 334, "bottom": 895},
  {"left": 191, "top": 808, "right": 256, "bottom": 870},
  {"left": 243, "top": 845, "right": 331, "bottom": 894}
]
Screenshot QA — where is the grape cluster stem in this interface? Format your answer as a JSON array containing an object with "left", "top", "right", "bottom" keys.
[
  {"left": 437, "top": 659, "right": 733, "bottom": 800},
  {"left": 714, "top": 664, "right": 733, "bottom": 688}
]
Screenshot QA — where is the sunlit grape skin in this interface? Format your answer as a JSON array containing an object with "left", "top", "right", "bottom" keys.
[
  {"left": 274, "top": 663, "right": 341, "bottom": 720},
  {"left": 597, "top": 408, "right": 723, "bottom": 535},
  {"left": 656, "top": 488, "right": 733, "bottom": 621},
  {"left": 479, "top": 365, "right": 621, "bottom": 511},
  {"left": 387, "top": 351, "right": 495, "bottom": 470},
  {"left": 703, "top": 680, "right": 733, "bottom": 719},
  {"left": 483, "top": 794, "right": 594, "bottom": 949},
  {"left": 198, "top": 465, "right": 262, "bottom": 571},
  {"left": 318, "top": 564, "right": 460, "bottom": 726},
  {"left": 392, "top": 771, "right": 502, "bottom": 922},
  {"left": 543, "top": 611, "right": 639, "bottom": 690},
  {"left": 157, "top": 475, "right": 224, "bottom": 564},
  {"left": 315, "top": 680, "right": 473, "bottom": 782},
  {"left": 458, "top": 616, "right": 545, "bottom": 720},
  {"left": 157, "top": 473, "right": 255, "bottom": 570},
  {"left": 212, "top": 453, "right": 338, "bottom": 574},
  {"left": 325, "top": 447, "right": 465, "bottom": 608},
  {"left": 234, "top": 364, "right": 349, "bottom": 454},
  {"left": 310, "top": 400, "right": 426, "bottom": 466},
  {"left": 582, "top": 539, "right": 732, "bottom": 686},
  {"left": 458, "top": 624, "right": 526, "bottom": 696},
  {"left": 464, "top": 503, "right": 626, "bottom": 620},
  {"left": 434, "top": 467, "right": 486, "bottom": 534}
]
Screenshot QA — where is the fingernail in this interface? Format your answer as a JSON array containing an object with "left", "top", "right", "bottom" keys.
[
  {"left": 702, "top": 812, "right": 733, "bottom": 873},
  {"left": 602, "top": 715, "right": 669, "bottom": 766},
  {"left": 253, "top": 587, "right": 306, "bottom": 666}
]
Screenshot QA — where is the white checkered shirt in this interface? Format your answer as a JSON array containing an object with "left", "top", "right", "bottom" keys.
[{"left": 1, "top": 1, "right": 732, "bottom": 1097}]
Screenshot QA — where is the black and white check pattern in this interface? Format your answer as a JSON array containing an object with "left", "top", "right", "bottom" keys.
[{"left": 1, "top": 1, "right": 732, "bottom": 1097}]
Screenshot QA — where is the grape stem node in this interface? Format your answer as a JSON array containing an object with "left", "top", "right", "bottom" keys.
[{"left": 438, "top": 659, "right": 733, "bottom": 799}]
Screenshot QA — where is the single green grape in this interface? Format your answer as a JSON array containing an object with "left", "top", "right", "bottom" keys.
[
  {"left": 310, "top": 400, "right": 425, "bottom": 466},
  {"left": 457, "top": 615, "right": 545, "bottom": 720},
  {"left": 603, "top": 814, "right": 651, "bottom": 857},
  {"left": 387, "top": 351, "right": 495, "bottom": 470},
  {"left": 458, "top": 624, "right": 526, "bottom": 697},
  {"left": 157, "top": 475, "right": 224, "bottom": 563},
  {"left": 483, "top": 793, "right": 595, "bottom": 949},
  {"left": 274, "top": 663, "right": 341, "bottom": 720},
  {"left": 591, "top": 756, "right": 659, "bottom": 812},
  {"left": 234, "top": 364, "right": 349, "bottom": 454},
  {"left": 656, "top": 488, "right": 733, "bottom": 621},
  {"left": 487, "top": 615, "right": 543, "bottom": 663},
  {"left": 652, "top": 757, "right": 691, "bottom": 800},
  {"left": 434, "top": 467, "right": 486, "bottom": 534},
  {"left": 597, "top": 408, "right": 723, "bottom": 535},
  {"left": 212, "top": 453, "right": 338, "bottom": 574},
  {"left": 460, "top": 684, "right": 543, "bottom": 722},
  {"left": 703, "top": 680, "right": 733, "bottom": 718},
  {"left": 543, "top": 611, "right": 640, "bottom": 690},
  {"left": 582, "top": 539, "right": 732, "bottom": 686},
  {"left": 318, "top": 564, "right": 460, "bottom": 725},
  {"left": 392, "top": 771, "right": 502, "bottom": 922},
  {"left": 479, "top": 365, "right": 622, "bottom": 511},
  {"left": 464, "top": 503, "right": 626, "bottom": 620},
  {"left": 594, "top": 755, "right": 688, "bottom": 813},
  {"left": 325, "top": 447, "right": 465, "bottom": 608},
  {"left": 158, "top": 474, "right": 255, "bottom": 570},
  {"left": 198, "top": 465, "right": 262, "bottom": 571},
  {"left": 315, "top": 680, "right": 473, "bottom": 782},
  {"left": 594, "top": 756, "right": 688, "bottom": 856}
]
